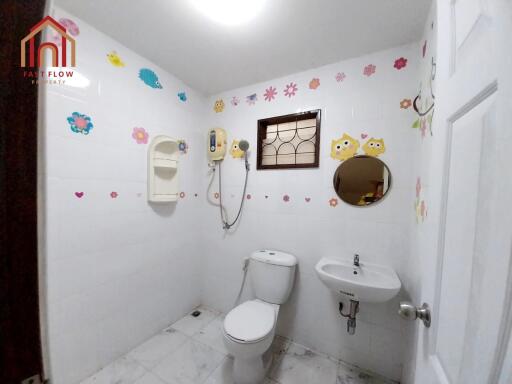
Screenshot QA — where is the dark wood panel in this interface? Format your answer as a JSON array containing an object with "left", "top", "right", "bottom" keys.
[{"left": 0, "top": 1, "right": 46, "bottom": 382}]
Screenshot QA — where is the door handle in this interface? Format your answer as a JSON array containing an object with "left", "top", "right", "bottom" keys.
[{"left": 398, "top": 302, "right": 431, "bottom": 328}]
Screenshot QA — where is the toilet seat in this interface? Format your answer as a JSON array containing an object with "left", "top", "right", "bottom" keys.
[{"left": 224, "top": 300, "right": 276, "bottom": 343}]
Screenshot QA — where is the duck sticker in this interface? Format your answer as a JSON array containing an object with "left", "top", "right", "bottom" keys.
[
  {"left": 107, "top": 51, "right": 125, "bottom": 67},
  {"left": 230, "top": 140, "right": 245, "bottom": 158},
  {"left": 138, "top": 68, "right": 163, "bottom": 89},
  {"left": 362, "top": 138, "right": 386, "bottom": 157},
  {"left": 330, "top": 133, "right": 360, "bottom": 161}
]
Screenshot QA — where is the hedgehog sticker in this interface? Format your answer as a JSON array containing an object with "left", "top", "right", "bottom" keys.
[{"left": 138, "top": 68, "right": 163, "bottom": 89}]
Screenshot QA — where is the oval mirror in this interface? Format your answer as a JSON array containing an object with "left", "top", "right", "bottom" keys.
[{"left": 333, "top": 156, "right": 391, "bottom": 206}]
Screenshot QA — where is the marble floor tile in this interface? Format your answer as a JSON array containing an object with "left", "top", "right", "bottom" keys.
[
  {"left": 203, "top": 356, "right": 235, "bottom": 384},
  {"left": 337, "top": 361, "right": 372, "bottom": 384},
  {"left": 269, "top": 342, "right": 338, "bottom": 384},
  {"left": 192, "top": 316, "right": 228, "bottom": 354},
  {"left": 80, "top": 356, "right": 146, "bottom": 384},
  {"left": 127, "top": 329, "right": 189, "bottom": 369},
  {"left": 152, "top": 339, "right": 225, "bottom": 384},
  {"left": 167, "top": 307, "right": 220, "bottom": 336},
  {"left": 133, "top": 371, "right": 170, "bottom": 384}
]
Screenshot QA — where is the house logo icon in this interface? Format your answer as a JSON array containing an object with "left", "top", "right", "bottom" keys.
[{"left": 21, "top": 15, "right": 76, "bottom": 68}]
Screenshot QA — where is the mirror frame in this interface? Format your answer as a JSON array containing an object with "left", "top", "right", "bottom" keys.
[{"left": 332, "top": 155, "right": 392, "bottom": 207}]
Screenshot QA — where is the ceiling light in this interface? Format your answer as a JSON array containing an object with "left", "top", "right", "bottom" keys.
[{"left": 190, "top": 0, "right": 267, "bottom": 26}]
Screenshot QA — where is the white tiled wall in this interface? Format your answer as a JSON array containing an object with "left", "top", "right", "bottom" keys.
[
  {"left": 43, "top": 7, "right": 428, "bottom": 384},
  {"left": 200, "top": 44, "right": 421, "bottom": 381},
  {"left": 43, "top": 8, "right": 206, "bottom": 384}
]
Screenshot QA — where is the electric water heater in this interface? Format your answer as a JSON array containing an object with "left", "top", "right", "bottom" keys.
[{"left": 208, "top": 128, "right": 227, "bottom": 161}]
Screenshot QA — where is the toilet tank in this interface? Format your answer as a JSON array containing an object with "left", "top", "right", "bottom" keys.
[{"left": 250, "top": 250, "right": 297, "bottom": 304}]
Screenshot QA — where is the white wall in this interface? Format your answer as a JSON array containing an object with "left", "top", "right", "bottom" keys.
[
  {"left": 43, "top": 7, "right": 206, "bottom": 384},
  {"left": 201, "top": 44, "right": 421, "bottom": 381}
]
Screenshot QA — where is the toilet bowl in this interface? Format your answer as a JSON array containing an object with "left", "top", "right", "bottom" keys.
[
  {"left": 223, "top": 300, "right": 279, "bottom": 384},
  {"left": 223, "top": 250, "right": 297, "bottom": 384}
]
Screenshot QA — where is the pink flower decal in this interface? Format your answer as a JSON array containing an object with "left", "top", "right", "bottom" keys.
[
  {"left": 132, "top": 127, "right": 149, "bottom": 144},
  {"left": 329, "top": 198, "right": 338, "bottom": 207},
  {"left": 420, "top": 200, "right": 426, "bottom": 217},
  {"left": 59, "top": 18, "right": 80, "bottom": 36},
  {"left": 394, "top": 57, "right": 408, "bottom": 70},
  {"left": 335, "top": 72, "right": 346, "bottom": 82},
  {"left": 416, "top": 178, "right": 422, "bottom": 198},
  {"left": 180, "top": 192, "right": 185, "bottom": 198},
  {"left": 305, "top": 197, "right": 311, "bottom": 202},
  {"left": 75, "top": 192, "right": 84, "bottom": 198},
  {"left": 361, "top": 133, "right": 368, "bottom": 139},
  {"left": 400, "top": 99, "right": 412, "bottom": 109},
  {"left": 309, "top": 78, "right": 320, "bottom": 90},
  {"left": 110, "top": 191, "right": 118, "bottom": 198},
  {"left": 246, "top": 194, "right": 252, "bottom": 200},
  {"left": 264, "top": 86, "right": 277, "bottom": 102},
  {"left": 363, "top": 64, "right": 376, "bottom": 77},
  {"left": 283, "top": 194, "right": 290, "bottom": 202},
  {"left": 283, "top": 83, "right": 298, "bottom": 98},
  {"left": 230, "top": 96, "right": 240, "bottom": 106}
]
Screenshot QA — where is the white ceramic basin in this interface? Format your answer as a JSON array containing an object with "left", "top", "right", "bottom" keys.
[{"left": 315, "top": 257, "right": 401, "bottom": 303}]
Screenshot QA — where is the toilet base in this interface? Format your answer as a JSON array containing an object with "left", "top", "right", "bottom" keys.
[{"left": 232, "top": 354, "right": 273, "bottom": 384}]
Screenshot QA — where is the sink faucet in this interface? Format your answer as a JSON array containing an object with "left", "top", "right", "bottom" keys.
[{"left": 353, "top": 254, "right": 360, "bottom": 267}]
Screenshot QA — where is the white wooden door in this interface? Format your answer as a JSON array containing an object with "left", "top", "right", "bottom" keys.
[{"left": 414, "top": 0, "right": 512, "bottom": 383}]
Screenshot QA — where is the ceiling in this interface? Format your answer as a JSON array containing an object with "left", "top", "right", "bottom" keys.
[{"left": 55, "top": 0, "right": 432, "bottom": 95}]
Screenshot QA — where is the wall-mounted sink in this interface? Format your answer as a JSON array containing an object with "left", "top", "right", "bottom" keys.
[{"left": 315, "top": 257, "right": 401, "bottom": 303}]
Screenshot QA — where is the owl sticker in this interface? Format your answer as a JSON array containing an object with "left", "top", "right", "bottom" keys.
[
  {"left": 362, "top": 138, "right": 386, "bottom": 157},
  {"left": 330, "top": 133, "right": 360, "bottom": 161},
  {"left": 214, "top": 99, "right": 225, "bottom": 113},
  {"left": 230, "top": 140, "right": 244, "bottom": 158}
]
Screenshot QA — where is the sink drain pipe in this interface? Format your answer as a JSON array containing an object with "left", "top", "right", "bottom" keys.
[{"left": 339, "top": 300, "right": 360, "bottom": 335}]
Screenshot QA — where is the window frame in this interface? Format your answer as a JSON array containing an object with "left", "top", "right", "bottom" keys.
[{"left": 256, "top": 109, "right": 321, "bottom": 170}]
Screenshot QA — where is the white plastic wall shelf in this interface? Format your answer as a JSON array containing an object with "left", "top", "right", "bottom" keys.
[{"left": 148, "top": 135, "right": 179, "bottom": 202}]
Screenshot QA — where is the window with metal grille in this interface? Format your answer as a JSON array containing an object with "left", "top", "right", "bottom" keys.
[{"left": 256, "top": 110, "right": 321, "bottom": 170}]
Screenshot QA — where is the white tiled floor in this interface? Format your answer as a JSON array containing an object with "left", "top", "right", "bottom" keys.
[{"left": 80, "top": 307, "right": 395, "bottom": 384}]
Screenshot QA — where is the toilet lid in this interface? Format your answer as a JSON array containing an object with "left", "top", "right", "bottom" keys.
[{"left": 224, "top": 300, "right": 276, "bottom": 342}]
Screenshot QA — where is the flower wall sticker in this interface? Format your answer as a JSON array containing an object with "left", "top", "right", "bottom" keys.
[
  {"left": 107, "top": 51, "right": 125, "bottom": 67},
  {"left": 394, "top": 57, "right": 408, "bottom": 70},
  {"left": 329, "top": 198, "right": 338, "bottom": 207},
  {"left": 246, "top": 194, "right": 252, "bottom": 200},
  {"left": 214, "top": 99, "right": 224, "bottom": 113},
  {"left": 400, "top": 99, "right": 412, "bottom": 109},
  {"left": 178, "top": 140, "right": 188, "bottom": 154},
  {"left": 415, "top": 178, "right": 427, "bottom": 223},
  {"left": 177, "top": 92, "right": 187, "bottom": 102},
  {"left": 283, "top": 194, "right": 290, "bottom": 202},
  {"left": 132, "top": 127, "right": 149, "bottom": 144},
  {"left": 179, "top": 192, "right": 186, "bottom": 198},
  {"left": 67, "top": 112, "right": 93, "bottom": 135},
  {"left": 246, "top": 93, "right": 258, "bottom": 105},
  {"left": 75, "top": 192, "right": 84, "bottom": 198},
  {"left": 363, "top": 64, "right": 376, "bottom": 77},
  {"left": 230, "top": 96, "right": 240, "bottom": 106},
  {"left": 283, "top": 82, "right": 298, "bottom": 97},
  {"left": 110, "top": 191, "right": 118, "bottom": 198},
  {"left": 335, "top": 72, "right": 346, "bottom": 82},
  {"left": 309, "top": 78, "right": 320, "bottom": 90},
  {"left": 139, "top": 68, "right": 163, "bottom": 89},
  {"left": 264, "top": 86, "right": 277, "bottom": 102}
]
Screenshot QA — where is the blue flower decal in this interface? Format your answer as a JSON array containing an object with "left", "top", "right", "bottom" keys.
[
  {"left": 177, "top": 92, "right": 187, "bottom": 102},
  {"left": 67, "top": 112, "right": 93, "bottom": 135},
  {"left": 138, "top": 68, "right": 163, "bottom": 89}
]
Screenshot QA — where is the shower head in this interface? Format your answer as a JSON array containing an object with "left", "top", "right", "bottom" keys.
[{"left": 239, "top": 140, "right": 250, "bottom": 152}]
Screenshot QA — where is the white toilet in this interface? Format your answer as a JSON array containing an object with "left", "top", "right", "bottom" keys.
[{"left": 223, "top": 250, "right": 297, "bottom": 384}]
